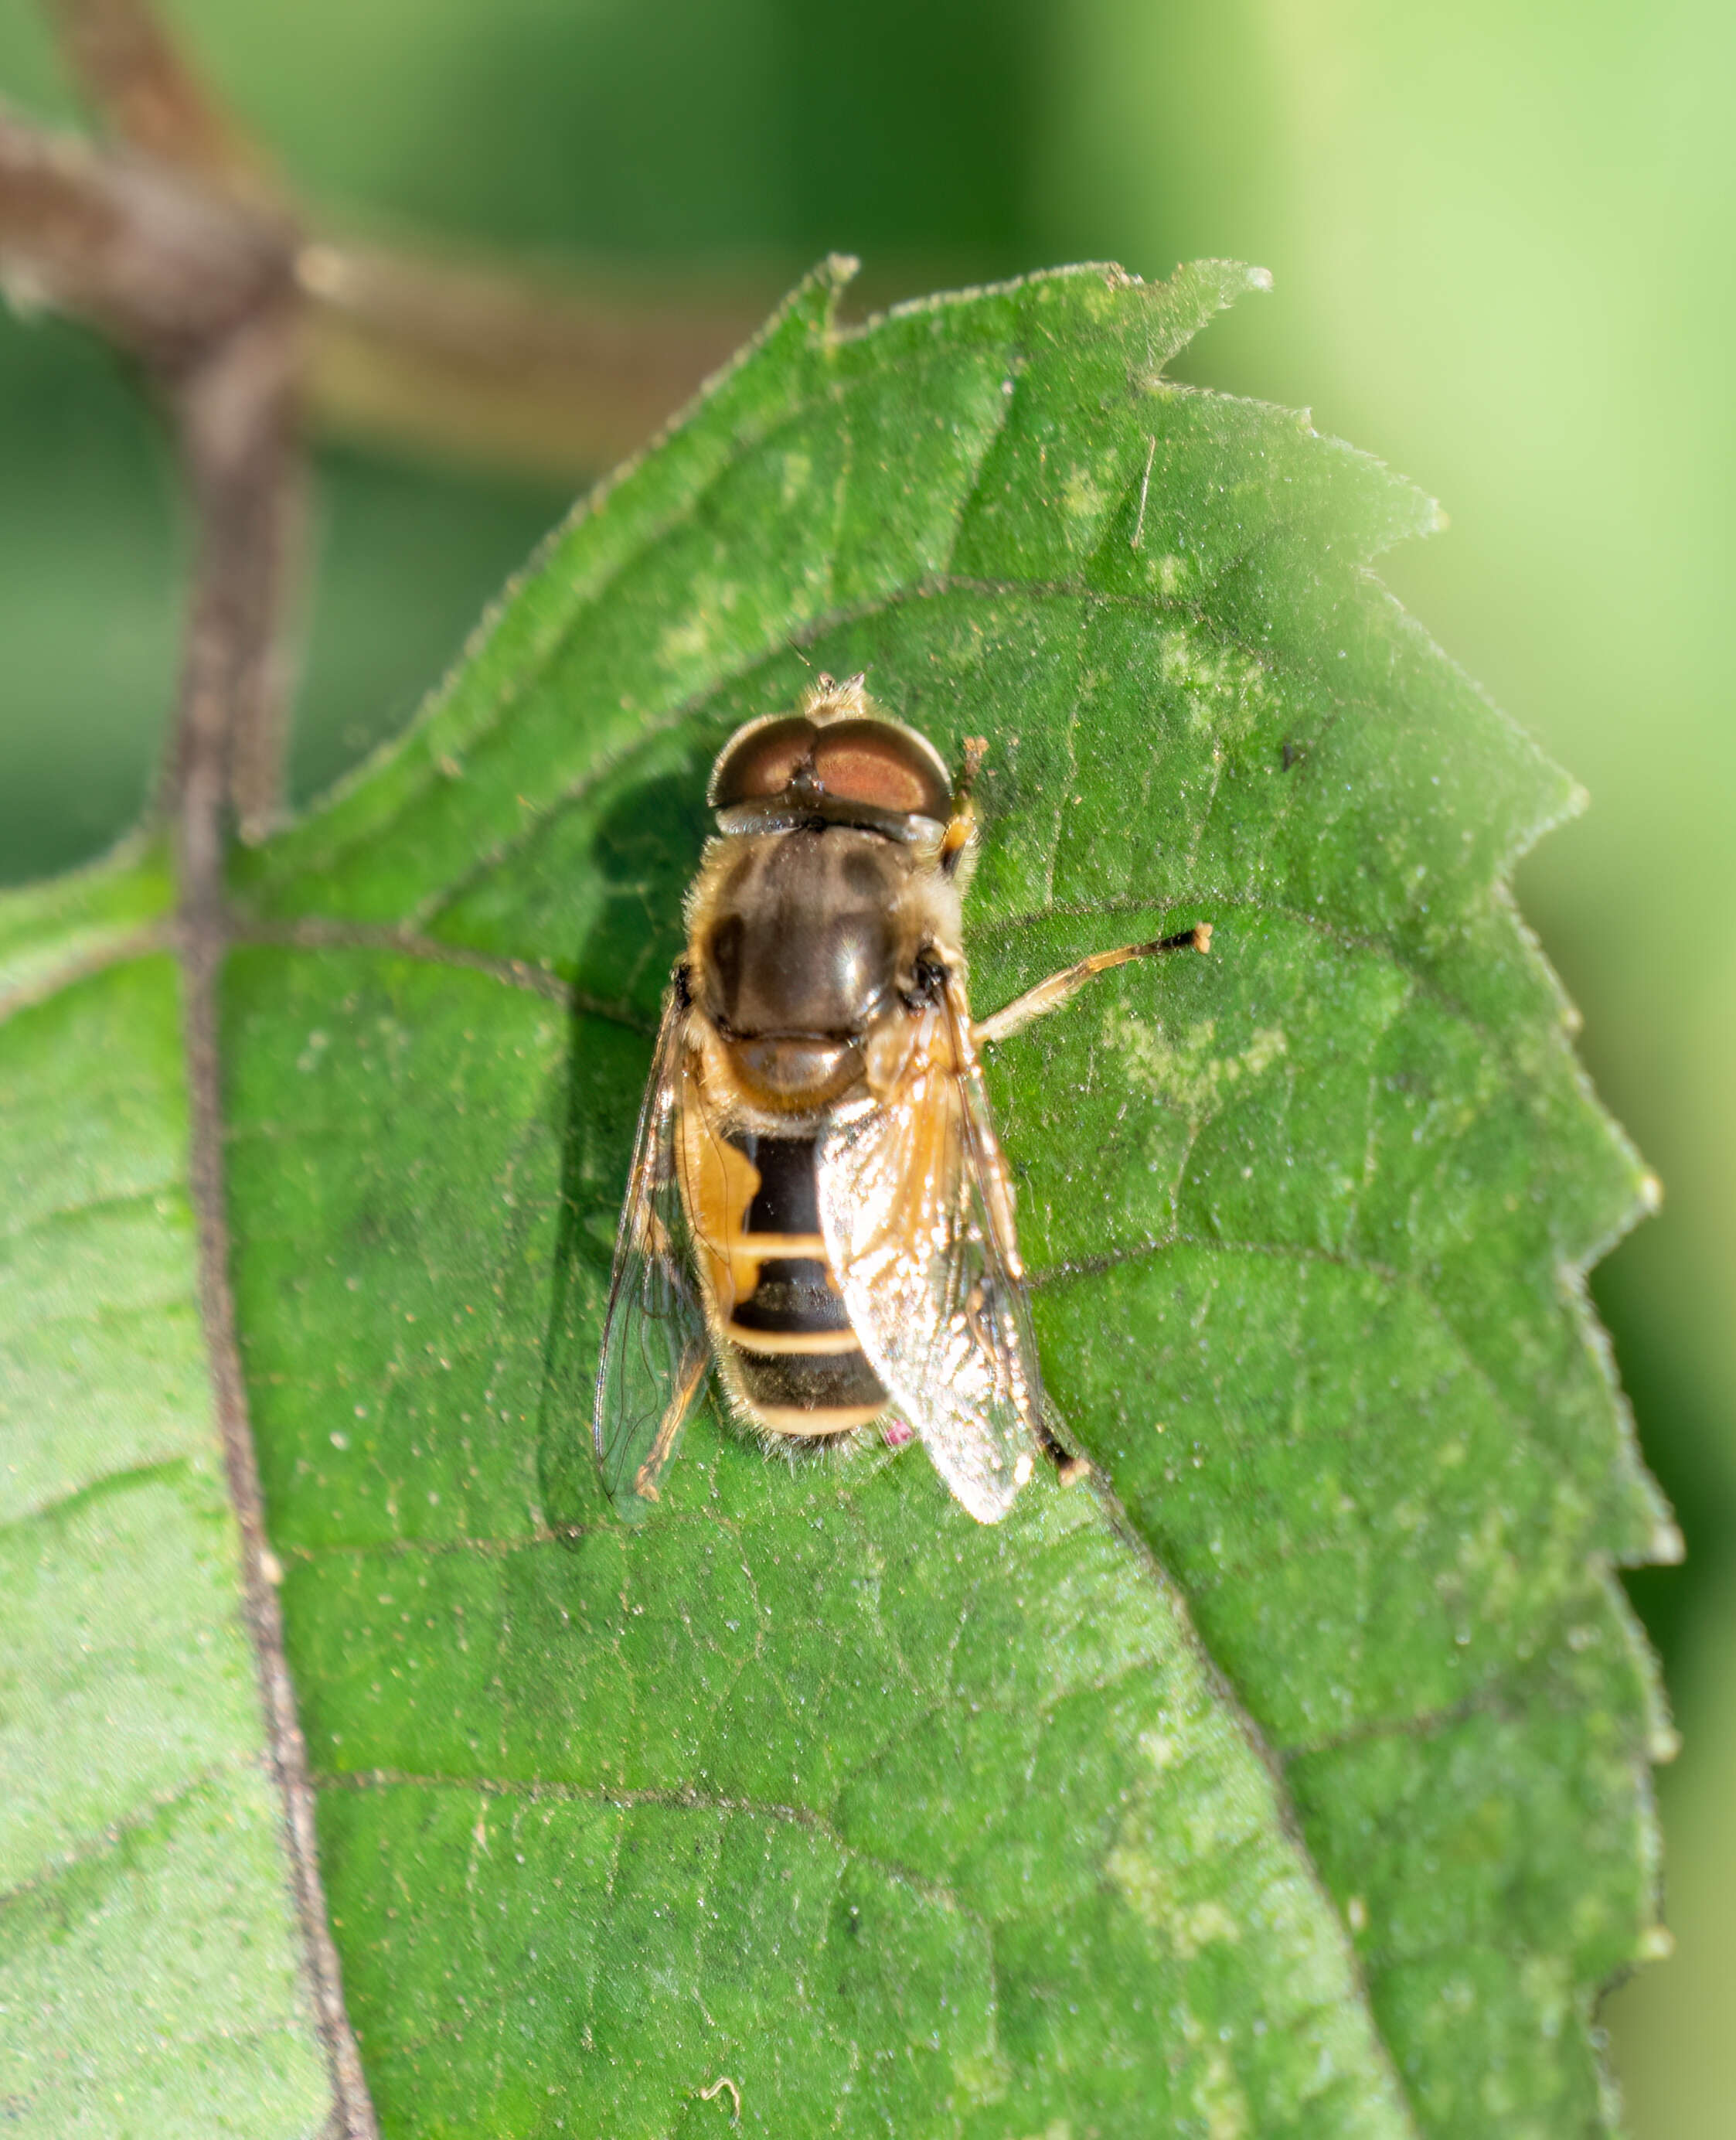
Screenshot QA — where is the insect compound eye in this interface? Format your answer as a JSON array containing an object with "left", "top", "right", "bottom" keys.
[
  {"left": 708, "top": 708, "right": 952, "bottom": 826},
  {"left": 807, "top": 721, "right": 951, "bottom": 821},
  {"left": 708, "top": 717, "right": 815, "bottom": 809}
]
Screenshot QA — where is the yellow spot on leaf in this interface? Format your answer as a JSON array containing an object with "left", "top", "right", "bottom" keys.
[{"left": 1108, "top": 1010, "right": 1288, "bottom": 1119}]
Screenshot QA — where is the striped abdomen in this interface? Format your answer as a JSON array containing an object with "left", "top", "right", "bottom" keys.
[{"left": 687, "top": 1129, "right": 886, "bottom": 1436}]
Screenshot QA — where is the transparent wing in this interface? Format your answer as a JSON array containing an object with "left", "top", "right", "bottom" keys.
[
  {"left": 818, "top": 976, "right": 1044, "bottom": 1524},
  {"left": 594, "top": 986, "right": 710, "bottom": 1516}
]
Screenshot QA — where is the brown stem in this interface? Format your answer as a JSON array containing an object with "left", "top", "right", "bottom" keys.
[
  {"left": 300, "top": 236, "right": 764, "bottom": 477},
  {"left": 43, "top": 0, "right": 764, "bottom": 476},
  {"left": 168, "top": 299, "right": 305, "bottom": 849},
  {"left": 45, "top": 0, "right": 269, "bottom": 197},
  {"left": 0, "top": 101, "right": 303, "bottom": 827},
  {"left": 0, "top": 101, "right": 288, "bottom": 363}
]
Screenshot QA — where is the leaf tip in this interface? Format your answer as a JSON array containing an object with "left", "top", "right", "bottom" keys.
[
  {"left": 1108, "top": 258, "right": 1279, "bottom": 380},
  {"left": 1173, "top": 257, "right": 1273, "bottom": 308}
]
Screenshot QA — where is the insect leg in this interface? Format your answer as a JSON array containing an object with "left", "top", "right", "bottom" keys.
[
  {"left": 974, "top": 923, "right": 1212, "bottom": 1047},
  {"left": 633, "top": 1342, "right": 710, "bottom": 1501},
  {"left": 1034, "top": 1406, "right": 1092, "bottom": 1487}
]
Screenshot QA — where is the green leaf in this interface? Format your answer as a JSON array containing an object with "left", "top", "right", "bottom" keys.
[
  {"left": 0, "top": 851, "right": 332, "bottom": 2137},
  {"left": 1, "top": 260, "right": 1671, "bottom": 2136}
]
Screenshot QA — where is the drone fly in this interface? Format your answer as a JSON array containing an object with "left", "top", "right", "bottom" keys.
[{"left": 594, "top": 674, "right": 1211, "bottom": 1523}]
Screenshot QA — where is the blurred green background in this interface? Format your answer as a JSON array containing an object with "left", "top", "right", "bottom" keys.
[{"left": 1, "top": 3, "right": 1728, "bottom": 2131}]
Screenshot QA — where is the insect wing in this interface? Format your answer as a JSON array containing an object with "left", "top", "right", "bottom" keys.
[
  {"left": 818, "top": 982, "right": 1042, "bottom": 1523},
  {"left": 594, "top": 988, "right": 710, "bottom": 1515}
]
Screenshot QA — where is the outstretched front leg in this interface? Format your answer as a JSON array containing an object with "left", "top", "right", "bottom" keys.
[
  {"left": 974, "top": 922, "right": 1212, "bottom": 1047},
  {"left": 966, "top": 920, "right": 1209, "bottom": 1497}
]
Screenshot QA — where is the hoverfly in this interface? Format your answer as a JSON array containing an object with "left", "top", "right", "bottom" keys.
[{"left": 594, "top": 674, "right": 1211, "bottom": 1524}]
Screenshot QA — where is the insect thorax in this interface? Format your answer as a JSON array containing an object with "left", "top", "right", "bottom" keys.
[{"left": 685, "top": 825, "right": 962, "bottom": 1116}]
